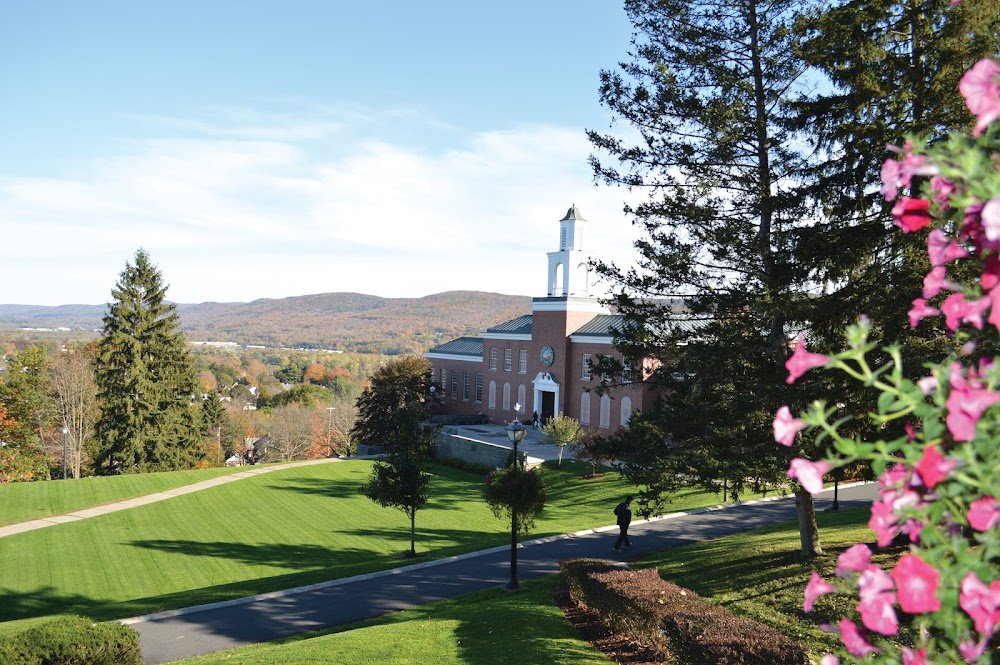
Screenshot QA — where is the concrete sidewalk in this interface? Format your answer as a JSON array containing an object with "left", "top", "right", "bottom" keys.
[
  {"left": 0, "top": 458, "right": 342, "bottom": 539},
  {"left": 129, "top": 482, "right": 878, "bottom": 664}
]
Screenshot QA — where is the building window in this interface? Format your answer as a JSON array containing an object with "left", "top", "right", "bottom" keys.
[
  {"left": 622, "top": 358, "right": 633, "bottom": 384},
  {"left": 518, "top": 349, "right": 527, "bottom": 374},
  {"left": 580, "top": 393, "right": 591, "bottom": 425},
  {"left": 599, "top": 395, "right": 611, "bottom": 429},
  {"left": 488, "top": 380, "right": 497, "bottom": 408},
  {"left": 463, "top": 372, "right": 470, "bottom": 401},
  {"left": 581, "top": 354, "right": 592, "bottom": 381},
  {"left": 440, "top": 369, "right": 448, "bottom": 398},
  {"left": 489, "top": 348, "right": 497, "bottom": 371},
  {"left": 620, "top": 397, "right": 633, "bottom": 427},
  {"left": 503, "top": 349, "right": 512, "bottom": 372},
  {"left": 451, "top": 372, "right": 458, "bottom": 399},
  {"left": 503, "top": 382, "right": 511, "bottom": 411},
  {"left": 517, "top": 384, "right": 526, "bottom": 412},
  {"left": 475, "top": 373, "right": 483, "bottom": 403}
]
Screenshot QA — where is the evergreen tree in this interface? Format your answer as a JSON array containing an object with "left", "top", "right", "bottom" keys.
[
  {"left": 93, "top": 249, "right": 201, "bottom": 473},
  {"left": 352, "top": 356, "right": 437, "bottom": 557},
  {"left": 588, "top": 0, "right": 827, "bottom": 553}
]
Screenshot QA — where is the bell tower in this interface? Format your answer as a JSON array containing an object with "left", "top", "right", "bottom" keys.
[{"left": 546, "top": 204, "right": 590, "bottom": 297}]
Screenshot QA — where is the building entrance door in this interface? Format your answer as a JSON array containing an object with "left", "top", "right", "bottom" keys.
[{"left": 540, "top": 391, "right": 555, "bottom": 424}]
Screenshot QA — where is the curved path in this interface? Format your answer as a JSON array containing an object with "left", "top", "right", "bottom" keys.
[
  {"left": 129, "top": 482, "right": 878, "bottom": 664},
  {"left": 0, "top": 458, "right": 341, "bottom": 540}
]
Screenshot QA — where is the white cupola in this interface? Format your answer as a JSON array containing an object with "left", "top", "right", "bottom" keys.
[{"left": 546, "top": 204, "right": 591, "bottom": 297}]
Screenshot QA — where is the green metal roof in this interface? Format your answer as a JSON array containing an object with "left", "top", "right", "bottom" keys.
[
  {"left": 426, "top": 337, "right": 484, "bottom": 357},
  {"left": 560, "top": 204, "right": 586, "bottom": 222},
  {"left": 486, "top": 314, "right": 533, "bottom": 335}
]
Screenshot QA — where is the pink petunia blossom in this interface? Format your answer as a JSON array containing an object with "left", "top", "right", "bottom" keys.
[
  {"left": 923, "top": 265, "right": 958, "bottom": 299},
  {"left": 959, "top": 638, "right": 989, "bottom": 662},
  {"left": 902, "top": 647, "right": 927, "bottom": 665},
  {"left": 892, "top": 197, "right": 932, "bottom": 233},
  {"left": 773, "top": 406, "right": 805, "bottom": 447},
  {"left": 820, "top": 655, "right": 839, "bottom": 665},
  {"left": 914, "top": 443, "right": 956, "bottom": 489},
  {"left": 891, "top": 554, "right": 941, "bottom": 614},
  {"left": 908, "top": 298, "right": 939, "bottom": 327},
  {"left": 917, "top": 376, "right": 938, "bottom": 395},
  {"left": 968, "top": 496, "right": 999, "bottom": 531},
  {"left": 983, "top": 254, "right": 1000, "bottom": 290},
  {"left": 788, "top": 458, "right": 829, "bottom": 495},
  {"left": 930, "top": 175, "right": 956, "bottom": 206},
  {"left": 960, "top": 58, "right": 1000, "bottom": 136},
  {"left": 945, "top": 362, "right": 1000, "bottom": 441},
  {"left": 836, "top": 543, "right": 872, "bottom": 577},
  {"left": 869, "top": 499, "right": 899, "bottom": 548},
  {"left": 881, "top": 158, "right": 903, "bottom": 201},
  {"left": 928, "top": 229, "right": 969, "bottom": 266},
  {"left": 940, "top": 293, "right": 990, "bottom": 331},
  {"left": 785, "top": 335, "right": 828, "bottom": 384},
  {"left": 839, "top": 618, "right": 880, "bottom": 657},
  {"left": 804, "top": 571, "right": 835, "bottom": 612},
  {"left": 858, "top": 566, "right": 898, "bottom": 635},
  {"left": 984, "top": 196, "right": 1000, "bottom": 242},
  {"left": 959, "top": 572, "right": 1000, "bottom": 635}
]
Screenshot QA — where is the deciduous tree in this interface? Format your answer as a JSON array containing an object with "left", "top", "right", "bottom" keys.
[{"left": 49, "top": 346, "right": 98, "bottom": 478}]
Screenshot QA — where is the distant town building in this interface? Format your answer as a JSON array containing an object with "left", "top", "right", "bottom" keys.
[{"left": 425, "top": 205, "right": 655, "bottom": 434}]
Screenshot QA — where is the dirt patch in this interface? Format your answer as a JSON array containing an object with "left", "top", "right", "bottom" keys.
[{"left": 552, "top": 585, "right": 666, "bottom": 664}]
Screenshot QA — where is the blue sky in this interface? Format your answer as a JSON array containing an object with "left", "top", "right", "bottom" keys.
[{"left": 0, "top": 2, "right": 642, "bottom": 306}]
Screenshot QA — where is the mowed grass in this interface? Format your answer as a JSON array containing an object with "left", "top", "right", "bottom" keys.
[
  {"left": 177, "top": 507, "right": 878, "bottom": 664},
  {"left": 0, "top": 466, "right": 248, "bottom": 526},
  {"left": 179, "top": 575, "right": 611, "bottom": 665},
  {"left": 0, "top": 459, "right": 776, "bottom": 626}
]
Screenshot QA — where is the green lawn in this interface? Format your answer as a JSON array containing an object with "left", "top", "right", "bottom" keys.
[
  {"left": 174, "top": 506, "right": 879, "bottom": 664},
  {"left": 0, "top": 466, "right": 248, "bottom": 526},
  {"left": 0, "top": 459, "right": 777, "bottom": 626},
  {"left": 178, "top": 575, "right": 611, "bottom": 665}
]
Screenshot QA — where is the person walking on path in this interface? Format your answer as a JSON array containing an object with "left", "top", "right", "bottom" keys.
[
  {"left": 531, "top": 411, "right": 539, "bottom": 430},
  {"left": 613, "top": 495, "right": 633, "bottom": 552}
]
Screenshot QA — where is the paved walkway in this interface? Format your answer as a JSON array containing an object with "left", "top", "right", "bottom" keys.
[
  {"left": 128, "top": 482, "right": 878, "bottom": 664},
  {"left": 0, "top": 458, "right": 342, "bottom": 539}
]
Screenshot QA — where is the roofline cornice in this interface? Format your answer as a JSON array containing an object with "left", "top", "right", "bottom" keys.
[
  {"left": 424, "top": 353, "right": 483, "bottom": 362},
  {"left": 570, "top": 335, "right": 615, "bottom": 344},
  {"left": 532, "top": 297, "right": 610, "bottom": 314},
  {"left": 481, "top": 333, "right": 533, "bottom": 341}
]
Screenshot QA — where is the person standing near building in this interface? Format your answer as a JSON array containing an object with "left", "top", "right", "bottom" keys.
[
  {"left": 531, "top": 411, "right": 539, "bottom": 429},
  {"left": 613, "top": 495, "right": 633, "bottom": 552}
]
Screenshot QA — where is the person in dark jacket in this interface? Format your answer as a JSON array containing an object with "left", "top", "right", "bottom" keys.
[{"left": 613, "top": 495, "right": 633, "bottom": 552}]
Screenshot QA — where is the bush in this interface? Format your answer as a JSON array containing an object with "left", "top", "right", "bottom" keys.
[
  {"left": 0, "top": 616, "right": 142, "bottom": 664},
  {"left": 433, "top": 456, "right": 493, "bottom": 476},
  {"left": 561, "top": 558, "right": 808, "bottom": 664}
]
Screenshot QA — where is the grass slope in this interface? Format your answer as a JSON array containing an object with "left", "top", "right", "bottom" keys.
[
  {"left": 0, "top": 460, "right": 780, "bottom": 626},
  {"left": 0, "top": 466, "right": 247, "bottom": 526}
]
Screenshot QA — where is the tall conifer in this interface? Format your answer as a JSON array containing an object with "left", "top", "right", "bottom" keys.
[{"left": 94, "top": 249, "right": 201, "bottom": 473}]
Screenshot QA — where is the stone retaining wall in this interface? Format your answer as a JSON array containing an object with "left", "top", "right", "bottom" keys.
[{"left": 434, "top": 431, "right": 522, "bottom": 468}]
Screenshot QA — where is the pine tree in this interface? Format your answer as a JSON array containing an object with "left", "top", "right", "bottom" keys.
[
  {"left": 93, "top": 249, "right": 201, "bottom": 473},
  {"left": 588, "top": 0, "right": 827, "bottom": 553}
]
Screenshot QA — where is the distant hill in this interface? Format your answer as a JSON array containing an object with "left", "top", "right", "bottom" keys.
[{"left": 0, "top": 291, "right": 532, "bottom": 354}]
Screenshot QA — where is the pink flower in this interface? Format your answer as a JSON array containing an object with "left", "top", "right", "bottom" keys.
[
  {"left": 983, "top": 254, "right": 1000, "bottom": 290},
  {"left": 959, "top": 638, "right": 989, "bottom": 662},
  {"left": 940, "top": 293, "right": 990, "bottom": 331},
  {"left": 788, "top": 458, "right": 829, "bottom": 495},
  {"left": 930, "top": 175, "right": 956, "bottom": 206},
  {"left": 836, "top": 543, "right": 872, "bottom": 577},
  {"left": 959, "top": 572, "right": 1000, "bottom": 635},
  {"left": 984, "top": 196, "right": 1000, "bottom": 242},
  {"left": 923, "top": 265, "right": 958, "bottom": 299},
  {"left": 968, "top": 496, "right": 999, "bottom": 531},
  {"left": 820, "top": 655, "right": 839, "bottom": 665},
  {"left": 946, "top": 363, "right": 1000, "bottom": 441},
  {"left": 869, "top": 499, "right": 899, "bottom": 548},
  {"left": 908, "top": 298, "right": 939, "bottom": 327},
  {"left": 881, "top": 158, "right": 903, "bottom": 201},
  {"left": 858, "top": 566, "right": 898, "bottom": 635},
  {"left": 839, "top": 618, "right": 880, "bottom": 657},
  {"left": 804, "top": 571, "right": 835, "bottom": 612},
  {"left": 928, "top": 229, "right": 969, "bottom": 267},
  {"left": 785, "top": 335, "right": 828, "bottom": 384},
  {"left": 914, "top": 443, "right": 956, "bottom": 489},
  {"left": 892, "top": 197, "right": 932, "bottom": 233},
  {"left": 773, "top": 406, "right": 805, "bottom": 447},
  {"left": 902, "top": 647, "right": 927, "bottom": 665},
  {"left": 891, "top": 554, "right": 941, "bottom": 614},
  {"left": 960, "top": 58, "right": 1000, "bottom": 136},
  {"left": 917, "top": 376, "right": 938, "bottom": 395}
]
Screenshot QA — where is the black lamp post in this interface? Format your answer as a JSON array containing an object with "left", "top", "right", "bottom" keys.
[
  {"left": 505, "top": 404, "right": 526, "bottom": 590},
  {"left": 61, "top": 426, "right": 68, "bottom": 480}
]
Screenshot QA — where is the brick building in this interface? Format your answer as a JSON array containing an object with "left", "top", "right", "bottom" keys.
[{"left": 425, "top": 205, "right": 655, "bottom": 434}]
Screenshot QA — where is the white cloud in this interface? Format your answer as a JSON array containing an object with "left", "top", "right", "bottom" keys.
[{"left": 0, "top": 109, "right": 641, "bottom": 306}]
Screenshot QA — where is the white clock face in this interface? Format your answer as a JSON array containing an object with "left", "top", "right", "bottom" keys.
[{"left": 540, "top": 345, "right": 554, "bottom": 367}]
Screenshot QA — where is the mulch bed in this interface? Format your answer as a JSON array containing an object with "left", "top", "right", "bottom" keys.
[{"left": 551, "top": 585, "right": 666, "bottom": 665}]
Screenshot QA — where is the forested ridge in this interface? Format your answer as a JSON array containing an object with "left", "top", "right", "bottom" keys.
[{"left": 0, "top": 290, "right": 531, "bottom": 354}]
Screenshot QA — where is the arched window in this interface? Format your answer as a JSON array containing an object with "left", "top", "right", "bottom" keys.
[
  {"left": 488, "top": 381, "right": 497, "bottom": 409},
  {"left": 599, "top": 395, "right": 611, "bottom": 429},
  {"left": 517, "top": 384, "right": 526, "bottom": 411},
  {"left": 580, "top": 393, "right": 591, "bottom": 425},
  {"left": 620, "top": 397, "right": 632, "bottom": 428},
  {"left": 553, "top": 263, "right": 564, "bottom": 296},
  {"left": 503, "top": 382, "right": 511, "bottom": 411}
]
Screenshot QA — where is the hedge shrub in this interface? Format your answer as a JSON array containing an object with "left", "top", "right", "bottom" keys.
[
  {"left": 561, "top": 558, "right": 808, "bottom": 665},
  {"left": 0, "top": 616, "right": 142, "bottom": 664}
]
